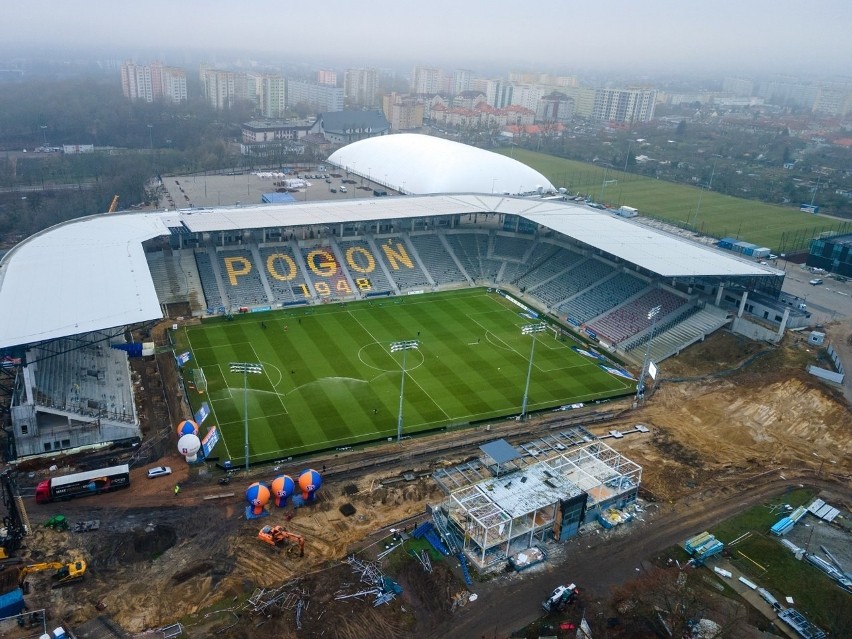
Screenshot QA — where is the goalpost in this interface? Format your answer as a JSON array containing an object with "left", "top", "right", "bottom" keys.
[
  {"left": 548, "top": 323, "right": 565, "bottom": 342},
  {"left": 192, "top": 368, "right": 208, "bottom": 394}
]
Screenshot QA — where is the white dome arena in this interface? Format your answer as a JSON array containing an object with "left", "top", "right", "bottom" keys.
[{"left": 328, "top": 133, "right": 554, "bottom": 195}]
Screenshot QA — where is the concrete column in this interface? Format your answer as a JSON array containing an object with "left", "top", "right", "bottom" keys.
[
  {"left": 737, "top": 291, "right": 749, "bottom": 318},
  {"left": 715, "top": 284, "right": 725, "bottom": 306},
  {"left": 777, "top": 308, "right": 790, "bottom": 339}
]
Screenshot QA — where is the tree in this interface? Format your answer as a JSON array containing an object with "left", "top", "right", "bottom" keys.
[
  {"left": 676, "top": 120, "right": 688, "bottom": 137},
  {"left": 608, "top": 565, "right": 747, "bottom": 638}
]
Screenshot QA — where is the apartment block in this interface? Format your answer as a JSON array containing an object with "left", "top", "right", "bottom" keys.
[
  {"left": 344, "top": 68, "right": 379, "bottom": 107},
  {"left": 286, "top": 79, "right": 344, "bottom": 112}
]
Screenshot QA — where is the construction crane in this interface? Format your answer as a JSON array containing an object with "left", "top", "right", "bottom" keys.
[
  {"left": 258, "top": 525, "right": 304, "bottom": 557},
  {"left": 19, "top": 559, "right": 87, "bottom": 589},
  {"left": 106, "top": 195, "right": 119, "bottom": 213}
]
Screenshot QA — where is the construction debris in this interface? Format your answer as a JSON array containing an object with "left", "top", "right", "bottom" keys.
[
  {"left": 412, "top": 549, "right": 433, "bottom": 573},
  {"left": 333, "top": 555, "right": 404, "bottom": 607}
]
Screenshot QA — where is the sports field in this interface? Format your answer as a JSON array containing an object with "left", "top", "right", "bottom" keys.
[
  {"left": 177, "top": 289, "right": 634, "bottom": 465},
  {"left": 501, "top": 149, "right": 849, "bottom": 251}
]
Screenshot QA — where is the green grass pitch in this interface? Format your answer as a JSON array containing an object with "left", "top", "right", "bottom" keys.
[
  {"left": 176, "top": 289, "right": 634, "bottom": 465},
  {"left": 500, "top": 149, "right": 848, "bottom": 251}
]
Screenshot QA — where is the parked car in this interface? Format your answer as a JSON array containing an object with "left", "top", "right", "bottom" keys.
[
  {"left": 329, "top": 188, "right": 337, "bottom": 193},
  {"left": 809, "top": 278, "right": 823, "bottom": 286},
  {"left": 339, "top": 186, "right": 347, "bottom": 193},
  {"left": 147, "top": 466, "right": 172, "bottom": 479}
]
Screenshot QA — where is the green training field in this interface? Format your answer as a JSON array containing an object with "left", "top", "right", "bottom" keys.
[
  {"left": 500, "top": 149, "right": 848, "bottom": 251},
  {"left": 176, "top": 289, "right": 633, "bottom": 465}
]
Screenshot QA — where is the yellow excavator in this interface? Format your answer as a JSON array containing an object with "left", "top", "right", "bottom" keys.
[{"left": 19, "top": 559, "right": 87, "bottom": 589}]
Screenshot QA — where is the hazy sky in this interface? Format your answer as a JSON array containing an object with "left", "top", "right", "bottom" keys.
[{"left": 2, "top": 0, "right": 851, "bottom": 75}]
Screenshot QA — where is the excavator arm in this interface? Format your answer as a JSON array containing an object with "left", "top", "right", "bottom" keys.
[
  {"left": 20, "top": 559, "right": 86, "bottom": 586},
  {"left": 19, "top": 562, "right": 63, "bottom": 579}
]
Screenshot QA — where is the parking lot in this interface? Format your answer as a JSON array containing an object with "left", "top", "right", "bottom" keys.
[
  {"left": 777, "top": 260, "right": 852, "bottom": 323},
  {"left": 158, "top": 170, "right": 396, "bottom": 210}
]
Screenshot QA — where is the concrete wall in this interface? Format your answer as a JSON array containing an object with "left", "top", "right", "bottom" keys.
[{"left": 731, "top": 316, "right": 781, "bottom": 343}]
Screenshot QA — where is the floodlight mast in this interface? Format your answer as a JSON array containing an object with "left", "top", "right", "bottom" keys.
[
  {"left": 520, "top": 323, "right": 547, "bottom": 420},
  {"left": 230, "top": 362, "right": 263, "bottom": 470},
  {"left": 391, "top": 340, "right": 420, "bottom": 442},
  {"left": 636, "top": 305, "right": 662, "bottom": 402}
]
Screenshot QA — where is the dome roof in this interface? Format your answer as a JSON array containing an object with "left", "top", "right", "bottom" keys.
[{"left": 328, "top": 134, "right": 553, "bottom": 195}]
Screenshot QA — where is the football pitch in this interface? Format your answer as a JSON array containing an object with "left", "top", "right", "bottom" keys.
[
  {"left": 176, "top": 289, "right": 634, "bottom": 465},
  {"left": 501, "top": 149, "right": 850, "bottom": 251}
]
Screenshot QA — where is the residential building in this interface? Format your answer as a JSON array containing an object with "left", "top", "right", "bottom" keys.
[
  {"left": 159, "top": 65, "right": 188, "bottom": 103},
  {"left": 200, "top": 67, "right": 238, "bottom": 110},
  {"left": 592, "top": 88, "right": 657, "bottom": 123},
  {"left": 286, "top": 79, "right": 344, "bottom": 112},
  {"left": 758, "top": 79, "right": 819, "bottom": 109},
  {"left": 121, "top": 61, "right": 153, "bottom": 102},
  {"left": 240, "top": 118, "right": 314, "bottom": 156},
  {"left": 452, "top": 69, "right": 473, "bottom": 95},
  {"left": 309, "top": 110, "right": 389, "bottom": 145},
  {"left": 508, "top": 71, "right": 576, "bottom": 87},
  {"left": 558, "top": 86, "right": 596, "bottom": 118},
  {"left": 344, "top": 68, "right": 379, "bottom": 107},
  {"left": 536, "top": 92, "right": 575, "bottom": 123},
  {"left": 411, "top": 66, "right": 442, "bottom": 95},
  {"left": 120, "top": 61, "right": 187, "bottom": 103},
  {"left": 429, "top": 102, "right": 534, "bottom": 129},
  {"left": 723, "top": 77, "right": 754, "bottom": 97},
  {"left": 812, "top": 85, "right": 852, "bottom": 116},
  {"left": 317, "top": 69, "right": 338, "bottom": 86},
  {"left": 469, "top": 77, "right": 489, "bottom": 94},
  {"left": 486, "top": 79, "right": 513, "bottom": 108},
  {"left": 453, "top": 90, "right": 487, "bottom": 110},
  {"left": 255, "top": 74, "right": 287, "bottom": 118},
  {"left": 382, "top": 93, "right": 424, "bottom": 131}
]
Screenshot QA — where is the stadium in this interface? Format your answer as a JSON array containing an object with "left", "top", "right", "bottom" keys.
[{"left": 0, "top": 134, "right": 788, "bottom": 468}]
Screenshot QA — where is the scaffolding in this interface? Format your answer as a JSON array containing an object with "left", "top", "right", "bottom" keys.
[{"left": 433, "top": 429, "right": 642, "bottom": 571}]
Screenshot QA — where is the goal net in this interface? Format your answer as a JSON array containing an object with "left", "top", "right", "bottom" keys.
[{"left": 192, "top": 368, "right": 207, "bottom": 394}]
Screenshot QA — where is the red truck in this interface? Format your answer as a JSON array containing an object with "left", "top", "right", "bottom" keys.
[{"left": 35, "top": 465, "right": 131, "bottom": 504}]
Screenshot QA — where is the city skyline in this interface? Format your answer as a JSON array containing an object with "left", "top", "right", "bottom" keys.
[{"left": 1, "top": 0, "right": 851, "bottom": 76}]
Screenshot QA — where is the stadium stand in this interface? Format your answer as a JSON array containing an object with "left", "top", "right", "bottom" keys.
[
  {"left": 622, "top": 306, "right": 731, "bottom": 365},
  {"left": 444, "top": 232, "right": 490, "bottom": 281},
  {"left": 491, "top": 234, "right": 533, "bottom": 262},
  {"left": 409, "top": 233, "right": 469, "bottom": 286},
  {"left": 217, "top": 248, "right": 270, "bottom": 307},
  {"left": 14, "top": 336, "right": 139, "bottom": 456},
  {"left": 587, "top": 288, "right": 689, "bottom": 344},
  {"left": 175, "top": 249, "right": 207, "bottom": 313},
  {"left": 559, "top": 272, "right": 649, "bottom": 324},
  {"left": 258, "top": 243, "right": 313, "bottom": 304},
  {"left": 374, "top": 236, "right": 431, "bottom": 291},
  {"left": 301, "top": 244, "right": 358, "bottom": 300},
  {"left": 532, "top": 257, "right": 611, "bottom": 309},
  {"left": 194, "top": 249, "right": 225, "bottom": 310},
  {"left": 336, "top": 238, "right": 396, "bottom": 294},
  {"left": 513, "top": 245, "right": 584, "bottom": 292}
]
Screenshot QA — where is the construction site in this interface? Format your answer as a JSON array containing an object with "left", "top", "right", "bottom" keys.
[{"left": 0, "top": 321, "right": 845, "bottom": 639}]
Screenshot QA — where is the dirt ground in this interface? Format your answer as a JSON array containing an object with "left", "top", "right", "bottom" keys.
[
  {"left": 13, "top": 328, "right": 852, "bottom": 638},
  {"left": 607, "top": 331, "right": 850, "bottom": 503}
]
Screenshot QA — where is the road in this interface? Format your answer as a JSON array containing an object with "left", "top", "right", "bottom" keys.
[{"left": 425, "top": 473, "right": 849, "bottom": 639}]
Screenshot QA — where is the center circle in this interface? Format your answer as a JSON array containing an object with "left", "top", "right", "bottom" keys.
[{"left": 358, "top": 343, "right": 425, "bottom": 373}]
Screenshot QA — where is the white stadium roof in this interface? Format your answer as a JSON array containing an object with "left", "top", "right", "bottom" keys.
[
  {"left": 0, "top": 213, "right": 170, "bottom": 347},
  {"left": 0, "top": 194, "right": 781, "bottom": 349},
  {"left": 328, "top": 134, "right": 554, "bottom": 195}
]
